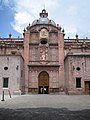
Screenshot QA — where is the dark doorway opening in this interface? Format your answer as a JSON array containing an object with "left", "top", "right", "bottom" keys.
[{"left": 39, "top": 86, "right": 49, "bottom": 94}]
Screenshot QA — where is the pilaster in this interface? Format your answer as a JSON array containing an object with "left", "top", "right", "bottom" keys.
[
  {"left": 58, "top": 31, "right": 65, "bottom": 92},
  {"left": 24, "top": 31, "right": 30, "bottom": 93}
]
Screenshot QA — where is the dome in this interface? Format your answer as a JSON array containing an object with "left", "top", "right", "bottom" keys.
[
  {"left": 32, "top": 9, "right": 56, "bottom": 26},
  {"left": 39, "top": 17, "right": 49, "bottom": 24}
]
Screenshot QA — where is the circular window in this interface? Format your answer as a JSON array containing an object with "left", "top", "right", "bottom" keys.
[
  {"left": 4, "top": 67, "right": 8, "bottom": 70},
  {"left": 41, "top": 39, "right": 47, "bottom": 44},
  {"left": 76, "top": 67, "right": 80, "bottom": 71}
]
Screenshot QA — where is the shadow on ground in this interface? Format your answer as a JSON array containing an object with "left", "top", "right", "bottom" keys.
[{"left": 0, "top": 108, "right": 90, "bottom": 120}]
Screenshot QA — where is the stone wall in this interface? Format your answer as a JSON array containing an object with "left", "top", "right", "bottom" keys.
[
  {"left": 65, "top": 53, "right": 90, "bottom": 94},
  {"left": 0, "top": 55, "right": 24, "bottom": 95}
]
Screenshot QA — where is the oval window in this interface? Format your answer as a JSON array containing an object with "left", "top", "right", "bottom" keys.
[
  {"left": 76, "top": 67, "right": 80, "bottom": 71},
  {"left": 4, "top": 67, "right": 8, "bottom": 70},
  {"left": 41, "top": 39, "right": 47, "bottom": 44}
]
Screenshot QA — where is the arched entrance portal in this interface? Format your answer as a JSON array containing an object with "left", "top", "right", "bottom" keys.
[{"left": 38, "top": 71, "right": 49, "bottom": 94}]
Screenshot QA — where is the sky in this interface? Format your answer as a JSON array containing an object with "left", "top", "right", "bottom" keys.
[{"left": 0, "top": 0, "right": 90, "bottom": 39}]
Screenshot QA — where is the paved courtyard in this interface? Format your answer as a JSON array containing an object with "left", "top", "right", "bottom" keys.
[{"left": 0, "top": 95, "right": 90, "bottom": 120}]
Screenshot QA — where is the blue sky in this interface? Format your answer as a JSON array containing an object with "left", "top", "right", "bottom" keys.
[{"left": 0, "top": 0, "right": 90, "bottom": 38}]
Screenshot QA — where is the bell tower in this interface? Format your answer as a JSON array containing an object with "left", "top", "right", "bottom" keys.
[{"left": 23, "top": 9, "right": 65, "bottom": 94}]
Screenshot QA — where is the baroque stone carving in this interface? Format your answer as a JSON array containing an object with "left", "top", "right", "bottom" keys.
[
  {"left": 40, "top": 47, "right": 48, "bottom": 62},
  {"left": 40, "top": 28, "right": 49, "bottom": 39}
]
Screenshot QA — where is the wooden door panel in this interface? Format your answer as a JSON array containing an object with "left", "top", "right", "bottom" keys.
[
  {"left": 85, "top": 81, "right": 90, "bottom": 94},
  {"left": 38, "top": 71, "right": 49, "bottom": 94}
]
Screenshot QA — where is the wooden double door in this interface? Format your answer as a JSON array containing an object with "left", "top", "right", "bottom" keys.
[
  {"left": 85, "top": 81, "right": 90, "bottom": 94},
  {"left": 38, "top": 71, "right": 49, "bottom": 94}
]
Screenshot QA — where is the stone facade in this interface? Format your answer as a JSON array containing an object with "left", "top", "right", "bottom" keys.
[
  {"left": 65, "top": 53, "right": 90, "bottom": 94},
  {"left": 64, "top": 39, "right": 90, "bottom": 94},
  {"left": 0, "top": 55, "right": 24, "bottom": 95},
  {"left": 0, "top": 9, "right": 90, "bottom": 95}
]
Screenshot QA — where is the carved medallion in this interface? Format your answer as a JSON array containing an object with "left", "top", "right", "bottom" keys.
[{"left": 40, "top": 28, "right": 48, "bottom": 39}]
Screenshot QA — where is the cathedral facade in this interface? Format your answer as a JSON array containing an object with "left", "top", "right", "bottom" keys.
[{"left": 0, "top": 9, "right": 90, "bottom": 95}]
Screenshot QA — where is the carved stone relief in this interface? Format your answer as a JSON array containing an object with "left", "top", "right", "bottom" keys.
[
  {"left": 40, "top": 47, "right": 48, "bottom": 61},
  {"left": 40, "top": 28, "right": 49, "bottom": 39}
]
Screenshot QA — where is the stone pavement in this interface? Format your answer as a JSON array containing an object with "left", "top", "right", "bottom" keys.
[
  {"left": 0, "top": 95, "right": 19, "bottom": 101},
  {"left": 0, "top": 94, "right": 90, "bottom": 110},
  {"left": 0, "top": 95, "right": 90, "bottom": 120}
]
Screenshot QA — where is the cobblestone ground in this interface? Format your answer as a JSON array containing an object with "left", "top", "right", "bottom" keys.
[
  {"left": 0, "top": 108, "right": 90, "bottom": 120},
  {"left": 0, "top": 95, "right": 90, "bottom": 120}
]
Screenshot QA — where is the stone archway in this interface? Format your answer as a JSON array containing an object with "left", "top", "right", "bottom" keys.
[{"left": 38, "top": 71, "right": 49, "bottom": 94}]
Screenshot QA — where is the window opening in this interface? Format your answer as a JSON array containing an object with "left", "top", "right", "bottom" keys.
[
  {"left": 3, "top": 78, "right": 9, "bottom": 88},
  {"left": 76, "top": 78, "right": 81, "bottom": 88},
  {"left": 76, "top": 67, "right": 80, "bottom": 71},
  {"left": 41, "top": 39, "right": 47, "bottom": 44},
  {"left": 4, "top": 67, "right": 8, "bottom": 70}
]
